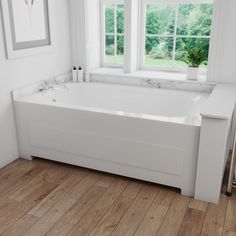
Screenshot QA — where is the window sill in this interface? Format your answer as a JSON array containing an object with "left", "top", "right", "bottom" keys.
[
  {"left": 90, "top": 67, "right": 208, "bottom": 82},
  {"left": 89, "top": 68, "right": 215, "bottom": 93}
]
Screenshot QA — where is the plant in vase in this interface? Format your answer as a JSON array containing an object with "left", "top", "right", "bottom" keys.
[{"left": 181, "top": 43, "right": 208, "bottom": 80}]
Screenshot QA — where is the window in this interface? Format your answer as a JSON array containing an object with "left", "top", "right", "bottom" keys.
[
  {"left": 99, "top": 0, "right": 214, "bottom": 75},
  {"left": 101, "top": 1, "right": 124, "bottom": 67},
  {"left": 141, "top": 0, "right": 213, "bottom": 71}
]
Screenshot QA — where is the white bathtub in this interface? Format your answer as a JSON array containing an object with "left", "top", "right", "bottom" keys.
[{"left": 14, "top": 82, "right": 209, "bottom": 196}]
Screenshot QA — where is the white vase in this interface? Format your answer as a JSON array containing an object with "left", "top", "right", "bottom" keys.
[{"left": 186, "top": 67, "right": 199, "bottom": 81}]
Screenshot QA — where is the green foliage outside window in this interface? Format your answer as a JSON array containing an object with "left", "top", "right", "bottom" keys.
[
  {"left": 146, "top": 5, "right": 175, "bottom": 55},
  {"left": 145, "top": 3, "right": 213, "bottom": 67},
  {"left": 177, "top": 4, "right": 212, "bottom": 36},
  {"left": 105, "top": 5, "right": 124, "bottom": 58}
]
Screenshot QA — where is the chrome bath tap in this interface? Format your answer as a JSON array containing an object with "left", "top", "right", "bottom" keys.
[
  {"left": 145, "top": 79, "right": 162, "bottom": 88},
  {"left": 38, "top": 79, "right": 67, "bottom": 92}
]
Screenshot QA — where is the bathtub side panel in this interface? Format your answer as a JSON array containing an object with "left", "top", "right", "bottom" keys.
[
  {"left": 14, "top": 102, "right": 34, "bottom": 160},
  {"left": 15, "top": 103, "right": 200, "bottom": 195}
]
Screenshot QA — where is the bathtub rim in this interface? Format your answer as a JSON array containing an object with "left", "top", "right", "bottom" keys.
[
  {"left": 13, "top": 81, "right": 211, "bottom": 127},
  {"left": 14, "top": 98, "right": 203, "bottom": 127}
]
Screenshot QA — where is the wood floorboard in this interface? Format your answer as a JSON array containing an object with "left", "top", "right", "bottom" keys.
[
  {"left": 111, "top": 184, "right": 159, "bottom": 236},
  {"left": 69, "top": 178, "right": 128, "bottom": 236},
  {"left": 0, "top": 181, "right": 57, "bottom": 234},
  {"left": 134, "top": 188, "right": 176, "bottom": 236},
  {"left": 200, "top": 194, "right": 228, "bottom": 236},
  {"left": 177, "top": 208, "right": 206, "bottom": 236},
  {"left": 156, "top": 195, "right": 191, "bottom": 236},
  {"left": 2, "top": 214, "right": 39, "bottom": 236},
  {"left": 223, "top": 192, "right": 236, "bottom": 236},
  {"left": 0, "top": 158, "right": 234, "bottom": 236},
  {"left": 27, "top": 169, "right": 88, "bottom": 217},
  {"left": 47, "top": 180, "right": 110, "bottom": 235},
  {"left": 90, "top": 182, "right": 143, "bottom": 236}
]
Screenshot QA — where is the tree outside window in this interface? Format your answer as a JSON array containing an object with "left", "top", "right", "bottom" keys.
[
  {"left": 144, "top": 3, "right": 213, "bottom": 68},
  {"left": 104, "top": 4, "right": 124, "bottom": 65}
]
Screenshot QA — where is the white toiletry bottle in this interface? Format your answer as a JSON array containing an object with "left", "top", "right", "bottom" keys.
[
  {"left": 72, "top": 66, "right": 77, "bottom": 83},
  {"left": 85, "top": 72, "right": 90, "bottom": 82},
  {"left": 77, "top": 66, "right": 83, "bottom": 82}
]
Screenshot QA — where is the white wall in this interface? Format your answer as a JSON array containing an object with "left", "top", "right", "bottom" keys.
[
  {"left": 0, "top": 0, "right": 72, "bottom": 167},
  {"left": 70, "top": 0, "right": 86, "bottom": 68},
  {"left": 70, "top": 0, "right": 100, "bottom": 73},
  {"left": 208, "top": 0, "right": 236, "bottom": 83}
]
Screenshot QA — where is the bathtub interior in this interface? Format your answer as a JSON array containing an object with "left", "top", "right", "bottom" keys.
[{"left": 16, "top": 82, "right": 210, "bottom": 126}]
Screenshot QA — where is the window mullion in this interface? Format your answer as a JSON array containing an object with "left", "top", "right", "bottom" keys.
[
  {"left": 144, "top": 34, "right": 210, "bottom": 38},
  {"left": 176, "top": 35, "right": 210, "bottom": 39},
  {"left": 172, "top": 3, "right": 179, "bottom": 64},
  {"left": 102, "top": 3, "right": 105, "bottom": 66},
  {"left": 145, "top": 34, "right": 174, "bottom": 37},
  {"left": 114, "top": 5, "right": 117, "bottom": 64}
]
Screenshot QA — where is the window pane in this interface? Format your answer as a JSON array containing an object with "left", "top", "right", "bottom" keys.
[
  {"left": 105, "top": 35, "right": 115, "bottom": 63},
  {"left": 117, "top": 35, "right": 124, "bottom": 64},
  {"left": 145, "top": 37, "right": 174, "bottom": 66},
  {"left": 146, "top": 4, "right": 175, "bottom": 35},
  {"left": 175, "top": 37, "right": 210, "bottom": 67},
  {"left": 117, "top": 5, "right": 124, "bottom": 34},
  {"left": 177, "top": 4, "right": 213, "bottom": 36},
  {"left": 105, "top": 5, "right": 114, "bottom": 33}
]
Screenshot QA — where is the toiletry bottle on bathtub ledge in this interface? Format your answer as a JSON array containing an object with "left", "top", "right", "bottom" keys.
[
  {"left": 77, "top": 66, "right": 84, "bottom": 82},
  {"left": 72, "top": 66, "right": 78, "bottom": 83}
]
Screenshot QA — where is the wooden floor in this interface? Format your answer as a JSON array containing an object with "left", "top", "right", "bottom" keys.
[{"left": 0, "top": 158, "right": 235, "bottom": 236}]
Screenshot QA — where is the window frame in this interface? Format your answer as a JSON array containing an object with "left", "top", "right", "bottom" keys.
[
  {"left": 139, "top": 0, "right": 214, "bottom": 73},
  {"left": 100, "top": 0, "right": 125, "bottom": 68}
]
